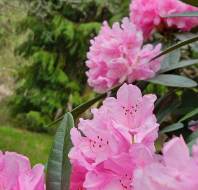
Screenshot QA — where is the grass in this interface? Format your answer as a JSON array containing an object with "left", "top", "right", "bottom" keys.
[{"left": 0, "top": 125, "right": 53, "bottom": 165}]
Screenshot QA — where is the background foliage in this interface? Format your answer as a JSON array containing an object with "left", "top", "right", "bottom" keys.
[{"left": 9, "top": 0, "right": 130, "bottom": 131}]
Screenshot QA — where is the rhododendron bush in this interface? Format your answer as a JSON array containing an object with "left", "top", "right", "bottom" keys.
[{"left": 1, "top": 0, "right": 198, "bottom": 189}]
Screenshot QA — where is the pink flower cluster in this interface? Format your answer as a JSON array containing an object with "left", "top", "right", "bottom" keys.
[
  {"left": 69, "top": 83, "right": 198, "bottom": 190},
  {"left": 134, "top": 137, "right": 198, "bottom": 190},
  {"left": 69, "top": 83, "right": 159, "bottom": 189},
  {"left": 86, "top": 18, "right": 162, "bottom": 93},
  {"left": 0, "top": 151, "right": 45, "bottom": 190},
  {"left": 130, "top": 0, "right": 198, "bottom": 38}
]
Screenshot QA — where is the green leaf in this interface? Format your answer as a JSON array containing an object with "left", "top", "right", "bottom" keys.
[
  {"left": 179, "top": 0, "right": 198, "bottom": 7},
  {"left": 160, "top": 123, "right": 184, "bottom": 134},
  {"left": 188, "top": 131, "right": 198, "bottom": 142},
  {"left": 156, "top": 100, "right": 179, "bottom": 124},
  {"left": 166, "top": 11, "right": 198, "bottom": 17},
  {"left": 187, "top": 131, "right": 198, "bottom": 152},
  {"left": 160, "top": 49, "right": 181, "bottom": 73},
  {"left": 179, "top": 108, "right": 198, "bottom": 122},
  {"left": 188, "top": 139, "right": 198, "bottom": 152},
  {"left": 148, "top": 74, "right": 197, "bottom": 88},
  {"left": 160, "top": 59, "right": 198, "bottom": 73},
  {"left": 176, "top": 90, "right": 198, "bottom": 115},
  {"left": 71, "top": 93, "right": 107, "bottom": 119},
  {"left": 154, "top": 89, "right": 177, "bottom": 114},
  {"left": 46, "top": 113, "right": 74, "bottom": 190},
  {"left": 176, "top": 33, "right": 197, "bottom": 41},
  {"left": 151, "top": 35, "right": 198, "bottom": 61}
]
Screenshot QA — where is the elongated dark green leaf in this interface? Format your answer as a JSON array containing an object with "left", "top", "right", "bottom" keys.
[
  {"left": 151, "top": 35, "right": 198, "bottom": 61},
  {"left": 148, "top": 74, "right": 197, "bottom": 88},
  {"left": 187, "top": 131, "right": 198, "bottom": 152},
  {"left": 179, "top": 108, "right": 198, "bottom": 122},
  {"left": 188, "top": 139, "right": 197, "bottom": 152},
  {"left": 156, "top": 100, "right": 179, "bottom": 124},
  {"left": 160, "top": 123, "right": 184, "bottom": 134},
  {"left": 166, "top": 11, "right": 198, "bottom": 17},
  {"left": 179, "top": 0, "right": 198, "bottom": 7},
  {"left": 160, "top": 49, "right": 181, "bottom": 72},
  {"left": 188, "top": 131, "right": 198, "bottom": 142},
  {"left": 160, "top": 59, "right": 198, "bottom": 73},
  {"left": 46, "top": 113, "right": 74, "bottom": 190},
  {"left": 71, "top": 94, "right": 107, "bottom": 119},
  {"left": 154, "top": 89, "right": 177, "bottom": 115}
]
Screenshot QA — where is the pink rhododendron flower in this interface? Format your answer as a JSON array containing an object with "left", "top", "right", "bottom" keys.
[
  {"left": 70, "top": 161, "right": 87, "bottom": 190},
  {"left": 133, "top": 137, "right": 198, "bottom": 190},
  {"left": 158, "top": 0, "right": 198, "bottom": 31},
  {"left": 103, "top": 83, "right": 159, "bottom": 151},
  {"left": 130, "top": 0, "right": 161, "bottom": 39},
  {"left": 84, "top": 144, "right": 154, "bottom": 190},
  {"left": 69, "top": 84, "right": 198, "bottom": 189},
  {"left": 130, "top": 0, "right": 198, "bottom": 38},
  {"left": 69, "top": 109, "right": 130, "bottom": 166},
  {"left": 86, "top": 17, "right": 162, "bottom": 92},
  {"left": 84, "top": 153, "right": 136, "bottom": 190},
  {"left": 69, "top": 84, "right": 159, "bottom": 189},
  {"left": 0, "top": 151, "right": 45, "bottom": 190}
]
